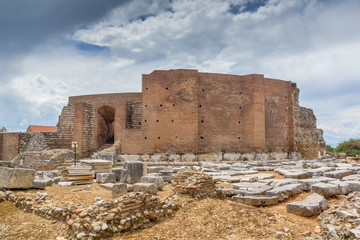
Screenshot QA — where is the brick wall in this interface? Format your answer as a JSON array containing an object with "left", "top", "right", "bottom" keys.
[
  {"left": 15, "top": 69, "right": 323, "bottom": 159},
  {"left": 141, "top": 69, "right": 199, "bottom": 154},
  {"left": 264, "top": 78, "right": 294, "bottom": 152}
]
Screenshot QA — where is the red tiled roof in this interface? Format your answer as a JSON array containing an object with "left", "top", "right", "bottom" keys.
[{"left": 28, "top": 125, "right": 56, "bottom": 133}]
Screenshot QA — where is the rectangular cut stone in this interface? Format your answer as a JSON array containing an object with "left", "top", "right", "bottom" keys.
[
  {"left": 232, "top": 182, "right": 268, "bottom": 190},
  {"left": 232, "top": 195, "right": 279, "bottom": 206},
  {"left": 133, "top": 183, "right": 158, "bottom": 194},
  {"left": 121, "top": 162, "right": 147, "bottom": 184},
  {"left": 265, "top": 183, "right": 304, "bottom": 201},
  {"left": 112, "top": 184, "right": 127, "bottom": 198},
  {"left": 0, "top": 167, "right": 35, "bottom": 189},
  {"left": 299, "top": 177, "right": 334, "bottom": 191},
  {"left": 284, "top": 171, "right": 310, "bottom": 179},
  {"left": 286, "top": 193, "right": 328, "bottom": 217},
  {"left": 324, "top": 170, "right": 353, "bottom": 179},
  {"left": 112, "top": 168, "right": 126, "bottom": 181},
  {"left": 212, "top": 175, "right": 241, "bottom": 183},
  {"left": 307, "top": 167, "right": 336, "bottom": 177},
  {"left": 311, "top": 183, "right": 340, "bottom": 197}
]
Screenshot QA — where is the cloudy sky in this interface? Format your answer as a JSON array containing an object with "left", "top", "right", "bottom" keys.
[{"left": 0, "top": 0, "right": 359, "bottom": 146}]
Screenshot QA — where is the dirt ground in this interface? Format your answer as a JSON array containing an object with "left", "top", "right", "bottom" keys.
[
  {"left": 0, "top": 201, "right": 68, "bottom": 240},
  {"left": 0, "top": 171, "right": 329, "bottom": 240}
]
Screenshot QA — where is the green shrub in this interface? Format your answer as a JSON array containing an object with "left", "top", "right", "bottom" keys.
[
  {"left": 334, "top": 138, "right": 360, "bottom": 157},
  {"left": 326, "top": 145, "right": 335, "bottom": 153}
]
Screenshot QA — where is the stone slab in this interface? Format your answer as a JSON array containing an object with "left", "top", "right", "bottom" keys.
[
  {"left": 96, "top": 173, "right": 116, "bottom": 183},
  {"left": 121, "top": 162, "right": 147, "bottom": 184},
  {"left": 265, "top": 183, "right": 304, "bottom": 201},
  {"left": 133, "top": 183, "right": 158, "bottom": 195},
  {"left": 112, "top": 184, "right": 127, "bottom": 198},
  {"left": 311, "top": 183, "right": 340, "bottom": 197},
  {"left": 0, "top": 167, "right": 35, "bottom": 189},
  {"left": 324, "top": 170, "right": 353, "bottom": 179},
  {"left": 140, "top": 175, "right": 165, "bottom": 190},
  {"left": 32, "top": 180, "right": 47, "bottom": 189},
  {"left": 100, "top": 183, "right": 115, "bottom": 190},
  {"left": 286, "top": 193, "right": 328, "bottom": 216},
  {"left": 232, "top": 195, "right": 279, "bottom": 206},
  {"left": 298, "top": 177, "right": 334, "bottom": 191}
]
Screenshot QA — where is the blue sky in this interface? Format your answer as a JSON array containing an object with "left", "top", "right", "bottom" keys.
[{"left": 0, "top": 0, "right": 359, "bottom": 146}]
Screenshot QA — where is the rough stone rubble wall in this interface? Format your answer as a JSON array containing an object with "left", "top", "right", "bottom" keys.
[
  {"left": 0, "top": 191, "right": 178, "bottom": 239},
  {"left": 292, "top": 85, "right": 325, "bottom": 159}
]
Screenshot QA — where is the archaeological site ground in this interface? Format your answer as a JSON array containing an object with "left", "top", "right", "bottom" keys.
[{"left": 1, "top": 69, "right": 360, "bottom": 239}]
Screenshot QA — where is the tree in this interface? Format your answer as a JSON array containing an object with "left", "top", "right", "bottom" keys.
[
  {"left": 326, "top": 145, "right": 335, "bottom": 153},
  {"left": 334, "top": 138, "right": 360, "bottom": 157}
]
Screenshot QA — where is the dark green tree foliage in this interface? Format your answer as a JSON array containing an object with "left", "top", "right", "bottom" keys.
[
  {"left": 326, "top": 145, "right": 335, "bottom": 153},
  {"left": 335, "top": 138, "right": 360, "bottom": 157}
]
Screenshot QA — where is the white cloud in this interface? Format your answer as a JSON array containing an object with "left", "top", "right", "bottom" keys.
[{"left": 1, "top": 0, "right": 359, "bottom": 146}]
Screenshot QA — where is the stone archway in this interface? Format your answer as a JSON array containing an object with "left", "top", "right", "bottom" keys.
[{"left": 97, "top": 106, "right": 115, "bottom": 147}]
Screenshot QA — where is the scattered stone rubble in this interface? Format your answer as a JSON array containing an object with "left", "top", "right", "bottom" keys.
[
  {"left": 318, "top": 192, "right": 360, "bottom": 239},
  {"left": 3, "top": 156, "right": 360, "bottom": 238},
  {"left": 0, "top": 190, "right": 179, "bottom": 239}
]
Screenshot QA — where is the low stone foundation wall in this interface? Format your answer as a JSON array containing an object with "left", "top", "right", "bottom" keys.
[
  {"left": 0, "top": 191, "right": 178, "bottom": 239},
  {"left": 93, "top": 151, "right": 303, "bottom": 166}
]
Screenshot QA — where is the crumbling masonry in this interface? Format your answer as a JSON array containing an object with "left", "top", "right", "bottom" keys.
[{"left": 0, "top": 69, "right": 325, "bottom": 160}]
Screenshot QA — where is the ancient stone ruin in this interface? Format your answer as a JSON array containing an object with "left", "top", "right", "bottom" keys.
[
  {"left": 0, "top": 69, "right": 325, "bottom": 163},
  {"left": 1, "top": 69, "right": 339, "bottom": 239}
]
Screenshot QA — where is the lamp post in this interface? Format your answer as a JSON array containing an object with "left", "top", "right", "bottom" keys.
[{"left": 71, "top": 142, "right": 78, "bottom": 166}]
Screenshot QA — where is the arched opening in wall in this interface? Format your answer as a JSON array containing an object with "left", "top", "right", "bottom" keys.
[{"left": 97, "top": 106, "right": 115, "bottom": 146}]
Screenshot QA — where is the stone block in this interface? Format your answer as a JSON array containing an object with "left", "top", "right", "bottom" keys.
[
  {"left": 100, "top": 183, "right": 114, "bottom": 190},
  {"left": 150, "top": 153, "right": 168, "bottom": 162},
  {"left": 345, "top": 181, "right": 360, "bottom": 192},
  {"left": 298, "top": 177, "right": 333, "bottom": 191},
  {"left": 133, "top": 183, "right": 158, "bottom": 194},
  {"left": 119, "top": 155, "right": 140, "bottom": 162},
  {"left": 168, "top": 154, "right": 181, "bottom": 162},
  {"left": 235, "top": 186, "right": 273, "bottom": 196},
  {"left": 212, "top": 175, "right": 240, "bottom": 183},
  {"left": 307, "top": 167, "right": 336, "bottom": 177},
  {"left": 197, "top": 153, "right": 222, "bottom": 162},
  {"left": 324, "top": 170, "right": 353, "bottom": 179},
  {"left": 112, "top": 168, "right": 126, "bottom": 181},
  {"left": 53, "top": 177, "right": 61, "bottom": 185},
  {"left": 223, "top": 153, "right": 242, "bottom": 161},
  {"left": 265, "top": 183, "right": 304, "bottom": 201},
  {"left": 96, "top": 173, "right": 116, "bottom": 183},
  {"left": 0, "top": 167, "right": 35, "bottom": 189},
  {"left": 147, "top": 167, "right": 164, "bottom": 173},
  {"left": 232, "top": 195, "right": 278, "bottom": 206},
  {"left": 311, "top": 183, "right": 340, "bottom": 197},
  {"left": 232, "top": 182, "right": 268, "bottom": 190},
  {"left": 158, "top": 170, "right": 174, "bottom": 182},
  {"left": 121, "top": 162, "right": 146, "bottom": 184},
  {"left": 270, "top": 179, "right": 299, "bottom": 188},
  {"left": 112, "top": 184, "right": 127, "bottom": 198},
  {"left": 343, "top": 175, "right": 360, "bottom": 181},
  {"left": 286, "top": 193, "right": 328, "bottom": 216},
  {"left": 140, "top": 175, "right": 165, "bottom": 190},
  {"left": 181, "top": 153, "right": 196, "bottom": 162},
  {"left": 32, "top": 180, "right": 47, "bottom": 189},
  {"left": 284, "top": 171, "right": 310, "bottom": 179},
  {"left": 42, "top": 177, "right": 54, "bottom": 186},
  {"left": 58, "top": 182, "right": 76, "bottom": 186}
]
